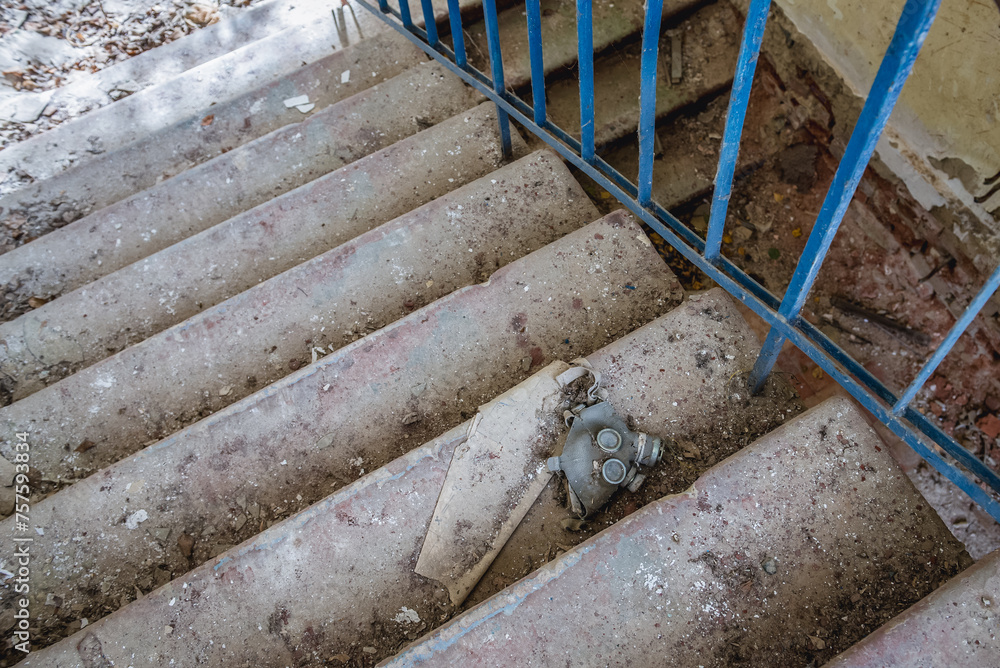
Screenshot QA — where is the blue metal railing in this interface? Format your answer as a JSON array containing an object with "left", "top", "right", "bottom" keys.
[{"left": 356, "top": 0, "right": 1000, "bottom": 522}]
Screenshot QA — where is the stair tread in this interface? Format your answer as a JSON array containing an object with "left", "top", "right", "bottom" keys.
[
  {"left": 1, "top": 147, "right": 592, "bottom": 484},
  {"left": 0, "top": 211, "right": 682, "bottom": 652},
  {"left": 0, "top": 0, "right": 338, "bottom": 142},
  {"left": 546, "top": 2, "right": 740, "bottom": 147},
  {"left": 0, "top": 63, "right": 484, "bottom": 391},
  {"left": 12, "top": 289, "right": 773, "bottom": 664},
  {"left": 467, "top": 0, "right": 701, "bottom": 89},
  {"left": 463, "top": 289, "right": 799, "bottom": 607},
  {"left": 0, "top": 6, "right": 350, "bottom": 191},
  {"left": 0, "top": 0, "right": 490, "bottom": 198},
  {"left": 825, "top": 547, "right": 1000, "bottom": 667},
  {"left": 0, "top": 29, "right": 426, "bottom": 258},
  {"left": 384, "top": 397, "right": 971, "bottom": 667},
  {"left": 17, "top": 338, "right": 966, "bottom": 666}
]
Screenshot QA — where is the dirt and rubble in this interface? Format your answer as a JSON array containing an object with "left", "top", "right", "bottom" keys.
[
  {"left": 0, "top": 1, "right": 263, "bottom": 147},
  {"left": 568, "top": 3, "right": 1000, "bottom": 559}
]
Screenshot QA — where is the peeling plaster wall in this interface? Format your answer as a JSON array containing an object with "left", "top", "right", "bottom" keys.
[{"left": 771, "top": 0, "right": 1000, "bottom": 250}]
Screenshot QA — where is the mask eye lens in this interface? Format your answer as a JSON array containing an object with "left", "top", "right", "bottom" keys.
[
  {"left": 601, "top": 458, "right": 627, "bottom": 485},
  {"left": 596, "top": 428, "right": 622, "bottom": 453}
]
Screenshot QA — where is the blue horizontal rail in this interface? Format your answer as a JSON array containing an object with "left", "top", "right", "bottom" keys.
[{"left": 356, "top": 0, "right": 1000, "bottom": 523}]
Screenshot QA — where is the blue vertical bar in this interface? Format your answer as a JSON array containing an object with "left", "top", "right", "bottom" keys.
[
  {"left": 399, "top": 0, "right": 413, "bottom": 28},
  {"left": 577, "top": 0, "right": 595, "bottom": 163},
  {"left": 705, "top": 0, "right": 771, "bottom": 259},
  {"left": 749, "top": 0, "right": 942, "bottom": 392},
  {"left": 419, "top": 0, "right": 438, "bottom": 46},
  {"left": 482, "top": 0, "right": 512, "bottom": 158},
  {"left": 378, "top": 0, "right": 389, "bottom": 13},
  {"left": 893, "top": 262, "right": 1000, "bottom": 415},
  {"left": 636, "top": 0, "right": 664, "bottom": 207},
  {"left": 526, "top": 0, "right": 546, "bottom": 126},
  {"left": 447, "top": 0, "right": 467, "bottom": 68}
]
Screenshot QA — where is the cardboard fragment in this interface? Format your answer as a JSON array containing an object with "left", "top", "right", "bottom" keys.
[{"left": 415, "top": 361, "right": 573, "bottom": 606}]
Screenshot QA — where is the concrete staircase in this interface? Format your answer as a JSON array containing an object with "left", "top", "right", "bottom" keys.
[{"left": 1, "top": 0, "right": 996, "bottom": 665}]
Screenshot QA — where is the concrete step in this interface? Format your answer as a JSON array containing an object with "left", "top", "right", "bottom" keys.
[
  {"left": 0, "top": 211, "right": 683, "bottom": 652},
  {"left": 0, "top": 0, "right": 342, "bottom": 134},
  {"left": 0, "top": 148, "right": 594, "bottom": 486},
  {"left": 5, "top": 62, "right": 494, "bottom": 308},
  {"left": 7, "top": 288, "right": 766, "bottom": 665},
  {"left": 459, "top": 290, "right": 800, "bottom": 608},
  {"left": 545, "top": 1, "right": 740, "bottom": 147},
  {"left": 0, "top": 60, "right": 481, "bottom": 328},
  {"left": 599, "top": 63, "right": 798, "bottom": 211},
  {"left": 0, "top": 0, "right": 491, "bottom": 200},
  {"left": 0, "top": 30, "right": 427, "bottom": 256},
  {"left": 0, "top": 0, "right": 341, "bottom": 134},
  {"left": 0, "top": 68, "right": 488, "bottom": 395},
  {"left": 384, "top": 397, "right": 972, "bottom": 667},
  {"left": 825, "top": 548, "right": 999, "bottom": 667},
  {"left": 0, "top": 6, "right": 352, "bottom": 196},
  {"left": 466, "top": 0, "right": 703, "bottom": 89}
]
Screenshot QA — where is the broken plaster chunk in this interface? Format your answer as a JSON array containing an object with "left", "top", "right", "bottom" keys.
[
  {"left": 125, "top": 509, "right": 149, "bottom": 530},
  {"left": 283, "top": 94, "right": 310, "bottom": 108},
  {"left": 0, "top": 456, "right": 16, "bottom": 486},
  {"left": 295, "top": 103, "right": 315, "bottom": 114},
  {"left": 341, "top": 70, "right": 351, "bottom": 84},
  {"left": 0, "top": 89, "right": 53, "bottom": 123},
  {"left": 393, "top": 606, "right": 420, "bottom": 624},
  {"left": 415, "top": 361, "right": 569, "bottom": 606}
]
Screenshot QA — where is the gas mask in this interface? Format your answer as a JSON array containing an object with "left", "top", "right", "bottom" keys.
[{"left": 547, "top": 393, "right": 663, "bottom": 518}]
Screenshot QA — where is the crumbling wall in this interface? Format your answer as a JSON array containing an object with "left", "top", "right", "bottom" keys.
[{"left": 762, "top": 0, "right": 1000, "bottom": 261}]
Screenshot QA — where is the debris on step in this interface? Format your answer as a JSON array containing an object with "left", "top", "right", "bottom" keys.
[
  {"left": 0, "top": 146, "right": 586, "bottom": 492},
  {"left": 0, "top": 211, "right": 682, "bottom": 650},
  {"left": 669, "top": 31, "right": 683, "bottom": 84},
  {"left": 417, "top": 361, "right": 571, "bottom": 606},
  {"left": 825, "top": 547, "right": 1000, "bottom": 667},
  {"left": 0, "top": 0, "right": 349, "bottom": 152},
  {"left": 383, "top": 398, "right": 973, "bottom": 667},
  {"left": 461, "top": 289, "right": 802, "bottom": 608},
  {"left": 416, "top": 358, "right": 659, "bottom": 606}
]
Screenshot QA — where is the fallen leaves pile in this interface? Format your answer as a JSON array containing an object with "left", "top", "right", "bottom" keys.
[{"left": 0, "top": 1, "right": 260, "bottom": 147}]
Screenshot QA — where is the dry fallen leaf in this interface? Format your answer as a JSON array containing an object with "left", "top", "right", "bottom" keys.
[
  {"left": 185, "top": 4, "right": 219, "bottom": 27},
  {"left": 201, "top": 114, "right": 214, "bottom": 126},
  {"left": 28, "top": 296, "right": 51, "bottom": 309}
]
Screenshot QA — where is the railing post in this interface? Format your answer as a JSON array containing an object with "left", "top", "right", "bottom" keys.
[
  {"left": 446, "top": 0, "right": 467, "bottom": 68},
  {"left": 576, "top": 0, "right": 595, "bottom": 163},
  {"left": 481, "top": 0, "right": 513, "bottom": 158},
  {"left": 893, "top": 262, "right": 1000, "bottom": 415},
  {"left": 419, "top": 0, "right": 439, "bottom": 47},
  {"left": 398, "top": 0, "right": 413, "bottom": 29},
  {"left": 636, "top": 0, "right": 664, "bottom": 207},
  {"left": 749, "top": 0, "right": 942, "bottom": 393},
  {"left": 526, "top": 0, "right": 546, "bottom": 126},
  {"left": 705, "top": 0, "right": 771, "bottom": 261}
]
